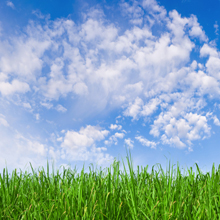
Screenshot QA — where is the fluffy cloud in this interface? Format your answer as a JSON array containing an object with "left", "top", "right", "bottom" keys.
[
  {"left": 59, "top": 125, "right": 115, "bottom": 164},
  {"left": 152, "top": 109, "right": 211, "bottom": 147},
  {"left": 120, "top": 0, "right": 144, "bottom": 25},
  {"left": 123, "top": 96, "right": 161, "bottom": 120},
  {"left": 115, "top": 132, "right": 125, "bottom": 139},
  {"left": 61, "top": 125, "right": 109, "bottom": 150},
  {"left": 148, "top": 91, "right": 211, "bottom": 146},
  {"left": 200, "top": 44, "right": 218, "bottom": 57},
  {"left": 105, "top": 132, "right": 125, "bottom": 145},
  {"left": 142, "top": 0, "right": 167, "bottom": 24},
  {"left": 0, "top": 80, "right": 30, "bottom": 96},
  {"left": 161, "top": 134, "right": 186, "bottom": 148},
  {"left": 123, "top": 97, "right": 143, "bottom": 120},
  {"left": 0, "top": 36, "right": 51, "bottom": 81},
  {"left": 184, "top": 70, "right": 220, "bottom": 96},
  {"left": 188, "top": 15, "right": 208, "bottom": 42},
  {"left": 141, "top": 98, "right": 161, "bottom": 116},
  {"left": 110, "top": 124, "right": 122, "bottom": 130}
]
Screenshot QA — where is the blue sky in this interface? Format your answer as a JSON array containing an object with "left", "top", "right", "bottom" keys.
[{"left": 0, "top": 0, "right": 220, "bottom": 179}]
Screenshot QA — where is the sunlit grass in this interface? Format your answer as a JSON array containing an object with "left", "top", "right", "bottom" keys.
[{"left": 1, "top": 147, "right": 220, "bottom": 219}]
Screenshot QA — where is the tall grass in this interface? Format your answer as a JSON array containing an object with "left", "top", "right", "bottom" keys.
[{"left": 1, "top": 147, "right": 220, "bottom": 219}]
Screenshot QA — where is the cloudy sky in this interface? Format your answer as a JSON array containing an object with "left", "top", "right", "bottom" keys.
[{"left": 0, "top": 0, "right": 220, "bottom": 178}]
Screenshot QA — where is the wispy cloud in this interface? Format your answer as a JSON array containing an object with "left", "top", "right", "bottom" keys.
[
  {"left": 135, "top": 135, "right": 157, "bottom": 149},
  {"left": 35, "top": 114, "right": 40, "bottom": 120},
  {"left": 40, "top": 102, "right": 53, "bottom": 109},
  {"left": 32, "top": 9, "right": 50, "bottom": 20},
  {"left": 6, "top": 1, "right": 15, "bottom": 9},
  {"left": 214, "top": 21, "right": 219, "bottom": 35},
  {"left": 124, "top": 138, "right": 134, "bottom": 149},
  {"left": 56, "top": 104, "right": 67, "bottom": 113},
  {"left": 0, "top": 114, "right": 9, "bottom": 127}
]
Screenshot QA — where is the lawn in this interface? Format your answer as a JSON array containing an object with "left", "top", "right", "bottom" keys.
[{"left": 0, "top": 148, "right": 220, "bottom": 219}]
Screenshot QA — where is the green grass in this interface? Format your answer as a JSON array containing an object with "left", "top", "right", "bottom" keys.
[{"left": 1, "top": 147, "right": 220, "bottom": 219}]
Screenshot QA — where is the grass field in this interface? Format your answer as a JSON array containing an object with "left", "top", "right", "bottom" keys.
[{"left": 0, "top": 148, "right": 220, "bottom": 219}]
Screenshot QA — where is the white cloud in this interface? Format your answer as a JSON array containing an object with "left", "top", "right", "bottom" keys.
[
  {"left": 161, "top": 134, "right": 186, "bottom": 148},
  {"left": 32, "top": 10, "right": 50, "bottom": 20},
  {"left": 105, "top": 132, "right": 125, "bottom": 145},
  {"left": 200, "top": 44, "right": 218, "bottom": 57},
  {"left": 120, "top": 0, "right": 144, "bottom": 26},
  {"left": 61, "top": 125, "right": 109, "bottom": 150},
  {"left": 205, "top": 56, "right": 220, "bottom": 80},
  {"left": 109, "top": 124, "right": 122, "bottom": 130},
  {"left": 114, "top": 132, "right": 125, "bottom": 139},
  {"left": 123, "top": 97, "right": 143, "bottom": 120},
  {"left": 40, "top": 102, "right": 53, "bottom": 109},
  {"left": 142, "top": 0, "right": 167, "bottom": 24},
  {"left": 41, "top": 78, "right": 72, "bottom": 101},
  {"left": 123, "top": 82, "right": 144, "bottom": 101},
  {"left": 73, "top": 82, "right": 88, "bottom": 96},
  {"left": 188, "top": 15, "right": 208, "bottom": 42},
  {"left": 56, "top": 104, "right": 67, "bottom": 113},
  {"left": 167, "top": 10, "right": 189, "bottom": 42},
  {"left": 0, "top": 34, "right": 51, "bottom": 81},
  {"left": 0, "top": 72, "right": 7, "bottom": 81},
  {"left": 185, "top": 112, "right": 211, "bottom": 141},
  {"left": 16, "top": 135, "right": 47, "bottom": 156},
  {"left": 80, "top": 17, "right": 118, "bottom": 42},
  {"left": 141, "top": 98, "right": 161, "bottom": 116},
  {"left": 110, "top": 124, "right": 118, "bottom": 129},
  {"left": 0, "top": 114, "right": 9, "bottom": 127},
  {"left": 118, "top": 125, "right": 122, "bottom": 130},
  {"left": 23, "top": 102, "right": 32, "bottom": 109},
  {"left": 213, "top": 115, "right": 220, "bottom": 126},
  {"left": 135, "top": 135, "right": 157, "bottom": 149},
  {"left": 3, "top": 130, "right": 55, "bottom": 171},
  {"left": 150, "top": 93, "right": 211, "bottom": 146},
  {"left": 198, "top": 63, "right": 204, "bottom": 69},
  {"left": 57, "top": 137, "right": 63, "bottom": 142},
  {"left": 214, "top": 21, "right": 219, "bottom": 35},
  {"left": 60, "top": 125, "right": 114, "bottom": 165},
  {"left": 36, "top": 113, "right": 40, "bottom": 120},
  {"left": 123, "top": 96, "right": 163, "bottom": 121},
  {"left": 6, "top": 1, "right": 15, "bottom": 9},
  {"left": 184, "top": 70, "right": 220, "bottom": 96},
  {"left": 0, "top": 80, "right": 30, "bottom": 96},
  {"left": 124, "top": 138, "right": 134, "bottom": 149}
]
